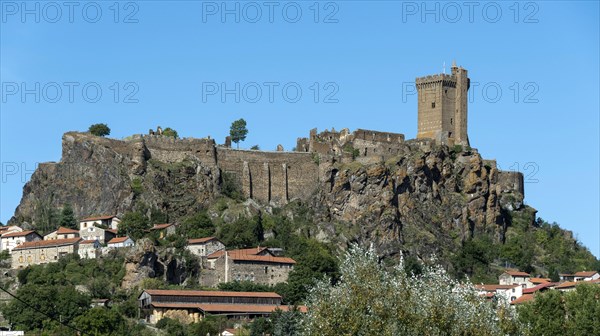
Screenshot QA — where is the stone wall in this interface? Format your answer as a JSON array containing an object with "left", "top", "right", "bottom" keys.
[
  {"left": 201, "top": 256, "right": 293, "bottom": 287},
  {"left": 12, "top": 244, "right": 78, "bottom": 269},
  {"left": 216, "top": 148, "right": 319, "bottom": 205}
]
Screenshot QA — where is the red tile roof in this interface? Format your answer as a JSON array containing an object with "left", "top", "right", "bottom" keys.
[
  {"left": 197, "top": 303, "right": 306, "bottom": 314},
  {"left": 510, "top": 294, "right": 534, "bottom": 305},
  {"left": 230, "top": 254, "right": 296, "bottom": 264},
  {"left": 529, "top": 277, "right": 551, "bottom": 284},
  {"left": 81, "top": 215, "right": 118, "bottom": 221},
  {"left": 143, "top": 289, "right": 281, "bottom": 299},
  {"left": 56, "top": 227, "right": 80, "bottom": 234},
  {"left": 80, "top": 239, "right": 99, "bottom": 245},
  {"left": 1, "top": 230, "right": 39, "bottom": 238},
  {"left": 207, "top": 247, "right": 268, "bottom": 259},
  {"left": 13, "top": 237, "right": 81, "bottom": 250},
  {"left": 555, "top": 281, "right": 578, "bottom": 289},
  {"left": 150, "top": 223, "right": 174, "bottom": 230},
  {"left": 107, "top": 236, "right": 131, "bottom": 244},
  {"left": 574, "top": 271, "right": 598, "bottom": 277},
  {"left": 523, "top": 282, "right": 557, "bottom": 294},
  {"left": 188, "top": 237, "right": 220, "bottom": 245},
  {"left": 503, "top": 270, "right": 531, "bottom": 277},
  {"left": 105, "top": 229, "right": 118, "bottom": 234}
]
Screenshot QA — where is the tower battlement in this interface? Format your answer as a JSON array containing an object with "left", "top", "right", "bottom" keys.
[{"left": 416, "top": 62, "right": 470, "bottom": 146}]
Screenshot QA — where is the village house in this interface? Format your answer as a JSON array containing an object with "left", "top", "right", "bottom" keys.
[
  {"left": 186, "top": 237, "right": 225, "bottom": 258},
  {"left": 0, "top": 230, "right": 42, "bottom": 253},
  {"left": 148, "top": 223, "right": 177, "bottom": 239},
  {"left": 138, "top": 289, "right": 305, "bottom": 324},
  {"left": 79, "top": 224, "right": 117, "bottom": 244},
  {"left": 107, "top": 236, "right": 135, "bottom": 248},
  {"left": 44, "top": 227, "right": 80, "bottom": 240},
  {"left": 0, "top": 225, "right": 23, "bottom": 251},
  {"left": 498, "top": 270, "right": 530, "bottom": 288},
  {"left": 475, "top": 284, "right": 523, "bottom": 304},
  {"left": 11, "top": 237, "right": 81, "bottom": 268},
  {"left": 525, "top": 277, "right": 551, "bottom": 288},
  {"left": 572, "top": 271, "right": 599, "bottom": 282},
  {"left": 78, "top": 239, "right": 102, "bottom": 259},
  {"left": 79, "top": 215, "right": 121, "bottom": 231},
  {"left": 201, "top": 247, "right": 296, "bottom": 287}
]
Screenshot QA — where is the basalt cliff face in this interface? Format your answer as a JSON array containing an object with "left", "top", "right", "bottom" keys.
[{"left": 9, "top": 132, "right": 526, "bottom": 259}]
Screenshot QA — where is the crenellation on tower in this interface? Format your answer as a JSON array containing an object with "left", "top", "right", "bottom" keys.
[{"left": 416, "top": 62, "right": 470, "bottom": 146}]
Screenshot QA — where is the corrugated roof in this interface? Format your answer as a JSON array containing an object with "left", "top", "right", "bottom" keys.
[
  {"left": 14, "top": 237, "right": 81, "bottom": 250},
  {"left": 2, "top": 230, "right": 39, "bottom": 238},
  {"left": 144, "top": 289, "right": 281, "bottom": 299}
]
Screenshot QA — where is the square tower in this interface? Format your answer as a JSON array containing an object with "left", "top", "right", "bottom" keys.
[{"left": 416, "top": 63, "right": 470, "bottom": 146}]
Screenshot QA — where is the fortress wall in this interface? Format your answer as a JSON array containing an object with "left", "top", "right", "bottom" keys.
[
  {"left": 140, "top": 135, "right": 217, "bottom": 166},
  {"left": 216, "top": 148, "right": 319, "bottom": 204},
  {"left": 497, "top": 171, "right": 524, "bottom": 196},
  {"left": 353, "top": 129, "right": 405, "bottom": 143}
]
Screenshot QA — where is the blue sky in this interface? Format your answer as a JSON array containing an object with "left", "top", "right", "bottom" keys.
[{"left": 1, "top": 1, "right": 598, "bottom": 257}]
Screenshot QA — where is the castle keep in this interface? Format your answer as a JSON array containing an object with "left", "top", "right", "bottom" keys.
[{"left": 416, "top": 61, "right": 470, "bottom": 146}]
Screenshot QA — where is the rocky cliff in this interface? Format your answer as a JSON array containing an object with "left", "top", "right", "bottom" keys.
[{"left": 9, "top": 132, "right": 526, "bottom": 262}]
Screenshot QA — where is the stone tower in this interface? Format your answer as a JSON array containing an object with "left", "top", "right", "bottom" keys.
[{"left": 416, "top": 61, "right": 470, "bottom": 146}]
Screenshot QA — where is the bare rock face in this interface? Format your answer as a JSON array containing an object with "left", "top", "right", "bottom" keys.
[
  {"left": 9, "top": 132, "right": 220, "bottom": 226},
  {"left": 312, "top": 143, "right": 523, "bottom": 260},
  {"left": 121, "top": 238, "right": 199, "bottom": 289}
]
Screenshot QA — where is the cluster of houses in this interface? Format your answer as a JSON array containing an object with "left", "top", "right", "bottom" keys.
[
  {"left": 0, "top": 215, "right": 134, "bottom": 269},
  {"left": 476, "top": 270, "right": 600, "bottom": 306},
  {"left": 1, "top": 216, "right": 301, "bottom": 328}
]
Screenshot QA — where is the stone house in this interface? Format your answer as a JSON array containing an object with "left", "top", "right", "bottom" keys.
[
  {"left": 148, "top": 223, "right": 177, "bottom": 239},
  {"left": 107, "top": 236, "right": 135, "bottom": 248},
  {"left": 0, "top": 230, "right": 42, "bottom": 253},
  {"left": 79, "top": 215, "right": 121, "bottom": 231},
  {"left": 498, "top": 270, "right": 530, "bottom": 288},
  {"left": 44, "top": 227, "right": 80, "bottom": 240},
  {"left": 78, "top": 239, "right": 102, "bottom": 259},
  {"left": 79, "top": 225, "right": 117, "bottom": 244},
  {"left": 138, "top": 289, "right": 303, "bottom": 324},
  {"left": 11, "top": 237, "right": 81, "bottom": 268},
  {"left": 186, "top": 237, "right": 225, "bottom": 257},
  {"left": 525, "top": 277, "right": 551, "bottom": 288},
  {"left": 201, "top": 247, "right": 296, "bottom": 287}
]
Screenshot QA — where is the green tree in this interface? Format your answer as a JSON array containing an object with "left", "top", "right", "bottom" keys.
[
  {"left": 118, "top": 212, "right": 151, "bottom": 240},
  {"left": 162, "top": 127, "right": 179, "bottom": 138},
  {"left": 250, "top": 317, "right": 273, "bottom": 336},
  {"left": 1, "top": 284, "right": 91, "bottom": 331},
  {"left": 302, "top": 245, "right": 520, "bottom": 336},
  {"left": 58, "top": 203, "right": 77, "bottom": 229},
  {"left": 88, "top": 123, "right": 110, "bottom": 137},
  {"left": 74, "top": 307, "right": 126, "bottom": 335},
  {"left": 230, "top": 118, "right": 248, "bottom": 149},
  {"left": 250, "top": 145, "right": 260, "bottom": 150},
  {"left": 218, "top": 216, "right": 262, "bottom": 249},
  {"left": 518, "top": 283, "right": 600, "bottom": 336},
  {"left": 177, "top": 212, "right": 215, "bottom": 239}
]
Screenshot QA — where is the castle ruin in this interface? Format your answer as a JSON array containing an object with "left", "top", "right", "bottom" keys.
[{"left": 416, "top": 61, "right": 470, "bottom": 146}]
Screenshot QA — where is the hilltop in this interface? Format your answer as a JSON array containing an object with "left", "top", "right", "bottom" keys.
[{"left": 8, "top": 129, "right": 598, "bottom": 281}]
